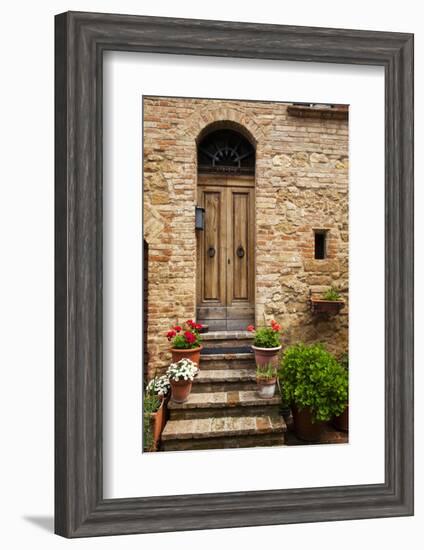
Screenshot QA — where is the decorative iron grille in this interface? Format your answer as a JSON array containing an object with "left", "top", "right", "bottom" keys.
[{"left": 198, "top": 129, "right": 255, "bottom": 174}]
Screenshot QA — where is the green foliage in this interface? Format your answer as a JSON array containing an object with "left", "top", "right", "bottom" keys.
[
  {"left": 338, "top": 352, "right": 349, "bottom": 370},
  {"left": 143, "top": 392, "right": 161, "bottom": 452},
  {"left": 143, "top": 414, "right": 155, "bottom": 452},
  {"left": 172, "top": 332, "right": 201, "bottom": 349},
  {"left": 323, "top": 287, "right": 341, "bottom": 301},
  {"left": 279, "top": 343, "right": 348, "bottom": 422},
  {"left": 253, "top": 327, "right": 281, "bottom": 348},
  {"left": 167, "top": 320, "right": 203, "bottom": 349},
  {"left": 144, "top": 392, "right": 161, "bottom": 414},
  {"left": 256, "top": 363, "right": 277, "bottom": 380}
]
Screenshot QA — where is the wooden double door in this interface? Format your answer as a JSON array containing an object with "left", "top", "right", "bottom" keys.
[{"left": 196, "top": 175, "right": 255, "bottom": 331}]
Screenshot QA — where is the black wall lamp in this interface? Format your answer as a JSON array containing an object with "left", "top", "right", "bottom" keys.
[{"left": 195, "top": 206, "right": 205, "bottom": 230}]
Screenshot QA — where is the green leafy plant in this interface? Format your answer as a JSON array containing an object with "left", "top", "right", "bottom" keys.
[
  {"left": 248, "top": 319, "right": 282, "bottom": 348},
  {"left": 144, "top": 391, "right": 161, "bottom": 414},
  {"left": 166, "top": 320, "right": 203, "bottom": 349},
  {"left": 256, "top": 363, "right": 277, "bottom": 380},
  {"left": 143, "top": 391, "right": 161, "bottom": 452},
  {"left": 279, "top": 343, "right": 348, "bottom": 422},
  {"left": 338, "top": 352, "right": 349, "bottom": 370},
  {"left": 323, "top": 287, "right": 341, "bottom": 301}
]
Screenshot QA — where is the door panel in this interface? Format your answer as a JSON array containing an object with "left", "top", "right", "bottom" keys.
[
  {"left": 203, "top": 192, "right": 220, "bottom": 300},
  {"left": 231, "top": 192, "right": 249, "bottom": 300},
  {"left": 197, "top": 187, "right": 226, "bottom": 309},
  {"left": 197, "top": 177, "right": 254, "bottom": 330}
]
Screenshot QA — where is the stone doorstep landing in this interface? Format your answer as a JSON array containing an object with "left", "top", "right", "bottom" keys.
[
  {"left": 162, "top": 415, "right": 286, "bottom": 441},
  {"left": 167, "top": 390, "right": 281, "bottom": 410}
]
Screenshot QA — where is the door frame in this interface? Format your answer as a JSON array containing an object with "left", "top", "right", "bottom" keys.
[{"left": 196, "top": 173, "right": 255, "bottom": 329}]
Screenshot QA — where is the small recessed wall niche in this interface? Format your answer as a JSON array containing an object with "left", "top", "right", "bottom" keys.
[{"left": 314, "top": 230, "right": 328, "bottom": 260}]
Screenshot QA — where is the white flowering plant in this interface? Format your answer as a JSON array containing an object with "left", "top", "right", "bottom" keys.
[
  {"left": 166, "top": 358, "right": 198, "bottom": 382},
  {"left": 146, "top": 375, "right": 171, "bottom": 397}
]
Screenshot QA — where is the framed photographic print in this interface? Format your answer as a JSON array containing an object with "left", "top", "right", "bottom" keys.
[{"left": 55, "top": 11, "right": 414, "bottom": 537}]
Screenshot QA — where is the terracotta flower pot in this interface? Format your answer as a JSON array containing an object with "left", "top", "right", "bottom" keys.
[
  {"left": 150, "top": 397, "right": 166, "bottom": 450},
  {"left": 291, "top": 404, "right": 323, "bottom": 442},
  {"left": 251, "top": 345, "right": 282, "bottom": 368},
  {"left": 333, "top": 405, "right": 349, "bottom": 432},
  {"left": 256, "top": 377, "right": 277, "bottom": 399},
  {"left": 171, "top": 346, "right": 202, "bottom": 368},
  {"left": 170, "top": 379, "right": 193, "bottom": 403}
]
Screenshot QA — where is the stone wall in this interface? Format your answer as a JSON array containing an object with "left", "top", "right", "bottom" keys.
[{"left": 143, "top": 97, "right": 349, "bottom": 377}]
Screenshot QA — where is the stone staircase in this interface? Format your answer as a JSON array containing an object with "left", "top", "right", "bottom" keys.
[{"left": 161, "top": 331, "right": 287, "bottom": 451}]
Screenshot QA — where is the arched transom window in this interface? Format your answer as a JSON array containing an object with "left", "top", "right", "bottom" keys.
[{"left": 197, "top": 129, "right": 255, "bottom": 175}]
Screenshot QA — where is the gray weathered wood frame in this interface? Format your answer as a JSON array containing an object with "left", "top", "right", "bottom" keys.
[{"left": 55, "top": 11, "right": 414, "bottom": 538}]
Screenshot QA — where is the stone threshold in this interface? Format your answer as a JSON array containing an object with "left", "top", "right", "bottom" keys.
[
  {"left": 162, "top": 414, "right": 286, "bottom": 441},
  {"left": 167, "top": 390, "right": 281, "bottom": 410}
]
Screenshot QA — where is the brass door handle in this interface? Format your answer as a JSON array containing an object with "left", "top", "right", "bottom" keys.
[
  {"left": 207, "top": 246, "right": 216, "bottom": 258},
  {"left": 236, "top": 245, "right": 245, "bottom": 258}
]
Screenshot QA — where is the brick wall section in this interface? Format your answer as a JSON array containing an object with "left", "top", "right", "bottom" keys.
[{"left": 143, "top": 97, "right": 349, "bottom": 378}]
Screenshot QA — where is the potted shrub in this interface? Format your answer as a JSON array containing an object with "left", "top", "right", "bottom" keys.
[
  {"left": 166, "top": 320, "right": 203, "bottom": 366},
  {"left": 333, "top": 352, "right": 349, "bottom": 431},
  {"left": 167, "top": 358, "right": 198, "bottom": 403},
  {"left": 143, "top": 391, "right": 162, "bottom": 452},
  {"left": 248, "top": 320, "right": 282, "bottom": 368},
  {"left": 145, "top": 374, "right": 171, "bottom": 449},
  {"left": 256, "top": 363, "right": 278, "bottom": 399},
  {"left": 310, "top": 286, "right": 344, "bottom": 314},
  {"left": 280, "top": 343, "right": 348, "bottom": 442}
]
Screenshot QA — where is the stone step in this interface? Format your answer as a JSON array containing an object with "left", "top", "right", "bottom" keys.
[
  {"left": 168, "top": 390, "right": 281, "bottom": 420},
  {"left": 201, "top": 331, "right": 254, "bottom": 349},
  {"left": 161, "top": 414, "right": 286, "bottom": 451},
  {"left": 191, "top": 368, "right": 257, "bottom": 393},
  {"left": 200, "top": 352, "right": 255, "bottom": 370}
]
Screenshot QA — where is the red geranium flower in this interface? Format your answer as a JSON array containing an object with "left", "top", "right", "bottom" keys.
[
  {"left": 195, "top": 323, "right": 203, "bottom": 330},
  {"left": 184, "top": 331, "right": 196, "bottom": 344},
  {"left": 166, "top": 330, "right": 176, "bottom": 341},
  {"left": 174, "top": 325, "right": 182, "bottom": 332},
  {"left": 272, "top": 323, "right": 281, "bottom": 332},
  {"left": 186, "top": 319, "right": 194, "bottom": 328},
  {"left": 247, "top": 325, "right": 255, "bottom": 332}
]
